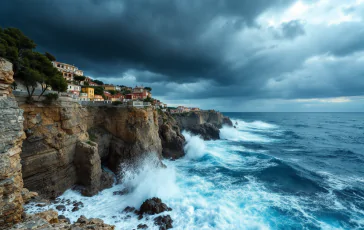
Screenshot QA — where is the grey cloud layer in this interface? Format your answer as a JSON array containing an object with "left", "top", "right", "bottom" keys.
[{"left": 1, "top": 0, "right": 363, "bottom": 105}]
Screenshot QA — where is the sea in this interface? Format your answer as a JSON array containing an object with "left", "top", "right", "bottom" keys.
[{"left": 25, "top": 112, "right": 364, "bottom": 230}]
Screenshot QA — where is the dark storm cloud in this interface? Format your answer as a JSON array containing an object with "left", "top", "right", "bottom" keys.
[
  {"left": 1, "top": 0, "right": 364, "bottom": 108},
  {"left": 0, "top": 0, "right": 295, "bottom": 82}
]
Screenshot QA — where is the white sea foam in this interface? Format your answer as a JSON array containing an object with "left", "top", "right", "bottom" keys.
[
  {"left": 182, "top": 131, "right": 206, "bottom": 160},
  {"left": 233, "top": 119, "right": 278, "bottom": 131},
  {"left": 220, "top": 125, "right": 272, "bottom": 142}
]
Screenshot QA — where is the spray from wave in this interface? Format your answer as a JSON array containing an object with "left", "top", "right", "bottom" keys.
[
  {"left": 118, "top": 153, "right": 180, "bottom": 207},
  {"left": 182, "top": 131, "right": 206, "bottom": 160},
  {"left": 220, "top": 119, "right": 278, "bottom": 142},
  {"left": 25, "top": 153, "right": 179, "bottom": 229}
]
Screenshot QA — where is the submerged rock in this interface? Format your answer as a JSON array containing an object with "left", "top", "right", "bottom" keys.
[
  {"left": 55, "top": 205, "right": 66, "bottom": 211},
  {"left": 123, "top": 206, "right": 136, "bottom": 213},
  {"left": 113, "top": 188, "right": 129, "bottom": 196},
  {"left": 137, "top": 223, "right": 148, "bottom": 229},
  {"left": 139, "top": 197, "right": 172, "bottom": 215},
  {"left": 154, "top": 215, "right": 173, "bottom": 229}
]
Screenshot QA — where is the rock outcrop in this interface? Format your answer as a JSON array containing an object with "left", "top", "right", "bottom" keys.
[
  {"left": 0, "top": 58, "right": 26, "bottom": 228},
  {"left": 11, "top": 211, "right": 115, "bottom": 229},
  {"left": 158, "top": 111, "right": 185, "bottom": 159},
  {"left": 172, "top": 110, "right": 232, "bottom": 140},
  {"left": 139, "top": 197, "right": 172, "bottom": 215},
  {"left": 74, "top": 141, "right": 113, "bottom": 196}
]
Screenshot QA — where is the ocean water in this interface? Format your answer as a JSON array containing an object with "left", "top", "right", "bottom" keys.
[{"left": 25, "top": 112, "right": 364, "bottom": 230}]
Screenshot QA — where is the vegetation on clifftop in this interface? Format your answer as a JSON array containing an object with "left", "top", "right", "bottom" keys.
[{"left": 0, "top": 27, "right": 67, "bottom": 99}]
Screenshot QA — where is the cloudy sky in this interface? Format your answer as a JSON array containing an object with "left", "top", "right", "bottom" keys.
[{"left": 1, "top": 0, "right": 364, "bottom": 111}]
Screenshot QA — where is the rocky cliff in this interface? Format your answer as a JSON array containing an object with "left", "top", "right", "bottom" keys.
[
  {"left": 20, "top": 102, "right": 163, "bottom": 198},
  {"left": 0, "top": 59, "right": 26, "bottom": 228},
  {"left": 158, "top": 111, "right": 185, "bottom": 159},
  {"left": 172, "top": 110, "right": 232, "bottom": 140}
]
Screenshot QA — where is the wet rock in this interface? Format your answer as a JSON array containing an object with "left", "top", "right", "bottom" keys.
[
  {"left": 34, "top": 210, "right": 59, "bottom": 224},
  {"left": 154, "top": 215, "right": 173, "bottom": 230},
  {"left": 77, "top": 215, "right": 88, "bottom": 224},
  {"left": 137, "top": 223, "right": 148, "bottom": 229},
  {"left": 58, "top": 215, "right": 71, "bottom": 224},
  {"left": 113, "top": 188, "right": 129, "bottom": 196},
  {"left": 56, "top": 205, "right": 66, "bottom": 211},
  {"left": 123, "top": 206, "right": 136, "bottom": 213},
  {"left": 139, "top": 197, "right": 172, "bottom": 215},
  {"left": 73, "top": 201, "right": 84, "bottom": 208},
  {"left": 21, "top": 188, "right": 38, "bottom": 204},
  {"left": 36, "top": 203, "right": 47, "bottom": 207},
  {"left": 188, "top": 123, "right": 220, "bottom": 140},
  {"left": 72, "top": 206, "right": 80, "bottom": 212},
  {"left": 223, "top": 116, "right": 233, "bottom": 126}
]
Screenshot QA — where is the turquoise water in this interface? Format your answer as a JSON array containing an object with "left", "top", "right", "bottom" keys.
[{"left": 26, "top": 113, "right": 364, "bottom": 229}]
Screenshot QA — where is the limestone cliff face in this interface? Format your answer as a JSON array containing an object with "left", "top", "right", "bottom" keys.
[
  {"left": 20, "top": 102, "right": 89, "bottom": 198},
  {"left": 172, "top": 110, "right": 232, "bottom": 140},
  {"left": 0, "top": 59, "right": 26, "bottom": 228},
  {"left": 20, "top": 102, "right": 162, "bottom": 198},
  {"left": 158, "top": 111, "right": 185, "bottom": 159}
]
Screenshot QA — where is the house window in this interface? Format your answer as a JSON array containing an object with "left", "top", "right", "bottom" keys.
[{"left": 57, "top": 64, "right": 60, "bottom": 67}]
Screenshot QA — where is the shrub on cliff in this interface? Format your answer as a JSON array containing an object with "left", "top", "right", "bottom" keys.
[
  {"left": 0, "top": 27, "right": 67, "bottom": 99},
  {"left": 43, "top": 93, "right": 59, "bottom": 105},
  {"left": 112, "top": 101, "right": 123, "bottom": 106}
]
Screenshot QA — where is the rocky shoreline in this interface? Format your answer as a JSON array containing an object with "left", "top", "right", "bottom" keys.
[{"left": 0, "top": 58, "right": 232, "bottom": 229}]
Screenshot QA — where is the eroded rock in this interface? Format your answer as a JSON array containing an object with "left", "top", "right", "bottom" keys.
[
  {"left": 139, "top": 198, "right": 172, "bottom": 215},
  {"left": 154, "top": 215, "right": 173, "bottom": 230}
]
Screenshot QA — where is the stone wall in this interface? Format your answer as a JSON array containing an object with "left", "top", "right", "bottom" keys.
[{"left": 0, "top": 58, "right": 26, "bottom": 228}]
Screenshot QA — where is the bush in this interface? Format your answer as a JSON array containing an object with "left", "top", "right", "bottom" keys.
[
  {"left": 112, "top": 101, "right": 123, "bottom": 106},
  {"left": 43, "top": 93, "right": 59, "bottom": 105},
  {"left": 45, "top": 93, "right": 59, "bottom": 100}
]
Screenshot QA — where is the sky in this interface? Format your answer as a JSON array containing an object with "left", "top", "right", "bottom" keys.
[{"left": 1, "top": 0, "right": 364, "bottom": 112}]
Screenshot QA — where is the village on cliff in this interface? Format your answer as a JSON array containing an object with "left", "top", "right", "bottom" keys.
[{"left": 13, "top": 60, "right": 200, "bottom": 113}]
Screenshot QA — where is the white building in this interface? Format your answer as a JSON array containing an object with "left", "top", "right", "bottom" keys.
[
  {"left": 67, "top": 84, "right": 81, "bottom": 96},
  {"left": 78, "top": 93, "right": 89, "bottom": 101}
]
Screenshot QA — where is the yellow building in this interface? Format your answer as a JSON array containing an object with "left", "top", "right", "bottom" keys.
[
  {"left": 81, "top": 87, "right": 94, "bottom": 100},
  {"left": 104, "top": 85, "right": 116, "bottom": 91}
]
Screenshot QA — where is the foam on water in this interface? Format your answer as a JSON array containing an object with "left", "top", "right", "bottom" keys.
[{"left": 182, "top": 131, "right": 206, "bottom": 160}]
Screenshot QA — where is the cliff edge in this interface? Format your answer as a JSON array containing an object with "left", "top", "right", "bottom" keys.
[
  {"left": 0, "top": 58, "right": 26, "bottom": 228},
  {"left": 172, "top": 110, "right": 232, "bottom": 140}
]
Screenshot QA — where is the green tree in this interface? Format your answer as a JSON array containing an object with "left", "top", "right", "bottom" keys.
[
  {"left": 145, "top": 87, "right": 152, "bottom": 92},
  {"left": 93, "top": 86, "right": 104, "bottom": 96},
  {"left": 93, "top": 79, "right": 104, "bottom": 85},
  {"left": 108, "top": 90, "right": 116, "bottom": 95},
  {"left": 143, "top": 96, "right": 153, "bottom": 103},
  {"left": 45, "top": 52, "right": 56, "bottom": 61},
  {"left": 0, "top": 27, "right": 67, "bottom": 100}
]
